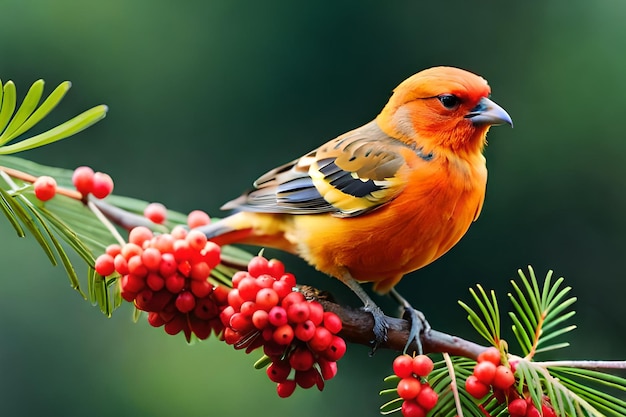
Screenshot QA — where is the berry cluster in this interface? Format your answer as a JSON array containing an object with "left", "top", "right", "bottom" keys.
[
  {"left": 465, "top": 348, "right": 556, "bottom": 416},
  {"left": 95, "top": 225, "right": 224, "bottom": 341},
  {"left": 465, "top": 347, "right": 515, "bottom": 399},
  {"left": 72, "top": 166, "right": 114, "bottom": 199},
  {"left": 507, "top": 396, "right": 556, "bottom": 417},
  {"left": 219, "top": 255, "right": 346, "bottom": 398},
  {"left": 392, "top": 354, "right": 439, "bottom": 417}
]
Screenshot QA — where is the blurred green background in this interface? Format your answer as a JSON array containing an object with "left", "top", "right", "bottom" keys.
[{"left": 1, "top": 1, "right": 625, "bottom": 416}]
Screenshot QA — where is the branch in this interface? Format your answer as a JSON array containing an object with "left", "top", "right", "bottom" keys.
[{"left": 300, "top": 286, "right": 488, "bottom": 359}]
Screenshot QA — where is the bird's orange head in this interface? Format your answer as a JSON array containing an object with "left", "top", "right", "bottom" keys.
[{"left": 377, "top": 66, "right": 512, "bottom": 154}]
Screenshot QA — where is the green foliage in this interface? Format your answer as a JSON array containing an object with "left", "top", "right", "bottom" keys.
[
  {"left": 0, "top": 80, "right": 249, "bottom": 317},
  {"left": 381, "top": 268, "right": 626, "bottom": 416}
]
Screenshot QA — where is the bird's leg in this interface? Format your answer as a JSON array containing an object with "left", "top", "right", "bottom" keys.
[
  {"left": 338, "top": 271, "right": 388, "bottom": 354},
  {"left": 390, "top": 288, "right": 431, "bottom": 355}
]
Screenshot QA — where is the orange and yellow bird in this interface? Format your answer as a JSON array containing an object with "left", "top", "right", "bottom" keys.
[{"left": 202, "top": 66, "right": 512, "bottom": 346}]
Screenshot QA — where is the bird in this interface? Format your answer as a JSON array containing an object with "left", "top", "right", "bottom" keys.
[{"left": 201, "top": 66, "right": 512, "bottom": 350}]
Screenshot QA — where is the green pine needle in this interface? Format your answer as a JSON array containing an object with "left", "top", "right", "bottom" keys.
[
  {"left": 508, "top": 266, "right": 577, "bottom": 359},
  {"left": 458, "top": 284, "right": 501, "bottom": 346}
]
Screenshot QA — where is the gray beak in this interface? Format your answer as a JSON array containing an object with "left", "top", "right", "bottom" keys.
[{"left": 466, "top": 97, "right": 513, "bottom": 127}]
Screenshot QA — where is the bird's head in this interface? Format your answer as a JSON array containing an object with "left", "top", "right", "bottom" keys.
[{"left": 377, "top": 66, "right": 512, "bottom": 154}]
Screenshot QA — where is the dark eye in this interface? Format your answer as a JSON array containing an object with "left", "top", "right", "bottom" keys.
[{"left": 438, "top": 94, "right": 460, "bottom": 109}]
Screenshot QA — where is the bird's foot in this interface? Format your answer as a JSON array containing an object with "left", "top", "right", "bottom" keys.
[
  {"left": 362, "top": 303, "right": 389, "bottom": 356},
  {"left": 400, "top": 305, "right": 431, "bottom": 355},
  {"left": 390, "top": 288, "right": 431, "bottom": 355}
]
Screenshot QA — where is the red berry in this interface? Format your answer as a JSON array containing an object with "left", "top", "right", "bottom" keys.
[
  {"left": 229, "top": 312, "right": 252, "bottom": 332},
  {"left": 72, "top": 166, "right": 94, "bottom": 195},
  {"left": 294, "top": 320, "right": 316, "bottom": 342},
  {"left": 165, "top": 273, "right": 185, "bottom": 293},
  {"left": 114, "top": 254, "right": 129, "bottom": 275},
  {"left": 477, "top": 346, "right": 501, "bottom": 365},
  {"left": 287, "top": 301, "right": 310, "bottom": 323},
  {"left": 267, "top": 259, "right": 285, "bottom": 278},
  {"left": 401, "top": 400, "right": 426, "bottom": 417},
  {"left": 268, "top": 306, "right": 288, "bottom": 327},
  {"left": 272, "top": 280, "right": 292, "bottom": 299},
  {"left": 201, "top": 242, "right": 221, "bottom": 268},
  {"left": 397, "top": 377, "right": 422, "bottom": 400},
  {"left": 187, "top": 210, "right": 211, "bottom": 229},
  {"left": 412, "top": 354, "right": 434, "bottom": 377},
  {"left": 465, "top": 375, "right": 490, "bottom": 399},
  {"left": 146, "top": 272, "right": 165, "bottom": 291},
  {"left": 273, "top": 324, "right": 294, "bottom": 345},
  {"left": 267, "top": 360, "right": 291, "bottom": 383},
  {"left": 526, "top": 405, "right": 541, "bottom": 417},
  {"left": 188, "top": 315, "right": 212, "bottom": 340},
  {"left": 186, "top": 229, "right": 207, "bottom": 251},
  {"left": 256, "top": 288, "right": 279, "bottom": 311},
  {"left": 240, "top": 301, "right": 257, "bottom": 317},
  {"left": 295, "top": 368, "right": 320, "bottom": 389},
  {"left": 276, "top": 380, "right": 297, "bottom": 398},
  {"left": 128, "top": 227, "right": 153, "bottom": 247},
  {"left": 127, "top": 255, "right": 147, "bottom": 277},
  {"left": 144, "top": 202, "right": 167, "bottom": 224},
  {"left": 322, "top": 335, "right": 346, "bottom": 361},
  {"left": 289, "top": 347, "right": 314, "bottom": 371},
  {"left": 416, "top": 385, "right": 438, "bottom": 411},
  {"left": 190, "top": 279, "right": 213, "bottom": 298},
  {"left": 508, "top": 398, "right": 527, "bottom": 417},
  {"left": 317, "top": 358, "right": 338, "bottom": 380},
  {"left": 307, "top": 301, "right": 324, "bottom": 326},
  {"left": 153, "top": 234, "right": 175, "bottom": 253},
  {"left": 309, "top": 326, "right": 333, "bottom": 351},
  {"left": 147, "top": 311, "right": 165, "bottom": 327},
  {"left": 473, "top": 360, "right": 497, "bottom": 385},
  {"left": 279, "top": 273, "right": 297, "bottom": 288},
  {"left": 231, "top": 271, "right": 248, "bottom": 288},
  {"left": 280, "top": 291, "right": 305, "bottom": 309},
  {"left": 542, "top": 403, "right": 557, "bottom": 417},
  {"left": 190, "top": 261, "right": 210, "bottom": 281},
  {"left": 175, "top": 291, "right": 196, "bottom": 313},
  {"left": 121, "top": 274, "right": 145, "bottom": 293},
  {"left": 173, "top": 239, "right": 192, "bottom": 262},
  {"left": 94, "top": 254, "right": 115, "bottom": 276},
  {"left": 322, "top": 311, "right": 342, "bottom": 334},
  {"left": 164, "top": 314, "right": 186, "bottom": 335},
  {"left": 194, "top": 297, "right": 218, "bottom": 320},
  {"left": 238, "top": 277, "right": 261, "bottom": 301},
  {"left": 159, "top": 253, "right": 178, "bottom": 277},
  {"left": 141, "top": 247, "right": 162, "bottom": 271},
  {"left": 226, "top": 289, "right": 243, "bottom": 310},
  {"left": 492, "top": 365, "right": 515, "bottom": 390},
  {"left": 91, "top": 171, "right": 114, "bottom": 199},
  {"left": 252, "top": 309, "right": 270, "bottom": 329},
  {"left": 393, "top": 354, "right": 415, "bottom": 379},
  {"left": 33, "top": 176, "right": 57, "bottom": 201},
  {"left": 247, "top": 256, "right": 270, "bottom": 277},
  {"left": 105, "top": 244, "right": 122, "bottom": 257},
  {"left": 171, "top": 225, "right": 187, "bottom": 240}
]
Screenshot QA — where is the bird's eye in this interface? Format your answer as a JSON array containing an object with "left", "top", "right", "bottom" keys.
[{"left": 437, "top": 94, "right": 460, "bottom": 109}]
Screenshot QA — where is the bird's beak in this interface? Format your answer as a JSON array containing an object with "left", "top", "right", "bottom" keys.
[{"left": 466, "top": 97, "right": 513, "bottom": 127}]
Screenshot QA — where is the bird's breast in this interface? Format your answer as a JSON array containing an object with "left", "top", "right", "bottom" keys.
[{"left": 292, "top": 153, "right": 487, "bottom": 291}]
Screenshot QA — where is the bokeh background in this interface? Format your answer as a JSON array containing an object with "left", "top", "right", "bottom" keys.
[{"left": 1, "top": 1, "right": 625, "bottom": 416}]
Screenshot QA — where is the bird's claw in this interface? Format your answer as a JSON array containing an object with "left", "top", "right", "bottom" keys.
[
  {"left": 362, "top": 304, "right": 389, "bottom": 356},
  {"left": 401, "top": 305, "right": 431, "bottom": 355}
]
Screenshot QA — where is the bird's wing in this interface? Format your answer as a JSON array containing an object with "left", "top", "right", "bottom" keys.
[{"left": 222, "top": 121, "right": 419, "bottom": 217}]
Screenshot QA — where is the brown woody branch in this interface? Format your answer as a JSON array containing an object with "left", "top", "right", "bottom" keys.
[{"left": 307, "top": 290, "right": 488, "bottom": 359}]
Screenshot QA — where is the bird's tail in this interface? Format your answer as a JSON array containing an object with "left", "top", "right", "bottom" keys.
[{"left": 196, "top": 218, "right": 254, "bottom": 247}]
